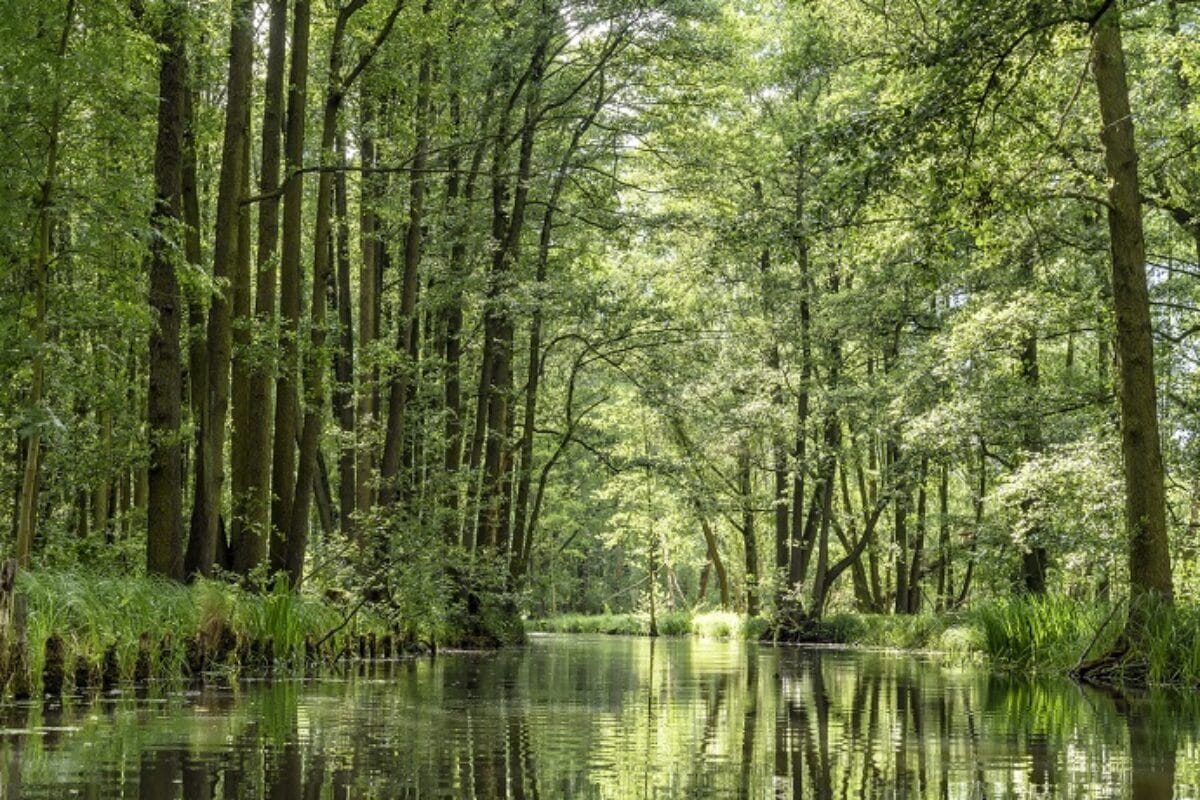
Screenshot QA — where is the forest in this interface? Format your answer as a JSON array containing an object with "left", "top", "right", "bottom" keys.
[{"left": 2, "top": 0, "right": 1200, "bottom": 685}]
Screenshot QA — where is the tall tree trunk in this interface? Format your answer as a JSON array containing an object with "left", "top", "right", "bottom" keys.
[
  {"left": 738, "top": 438, "right": 758, "bottom": 616},
  {"left": 936, "top": 462, "right": 950, "bottom": 611},
  {"left": 477, "top": 36, "right": 547, "bottom": 552},
  {"left": 1091, "top": 3, "right": 1174, "bottom": 615},
  {"left": 356, "top": 94, "right": 379, "bottom": 521},
  {"left": 270, "top": 0, "right": 311, "bottom": 574},
  {"left": 185, "top": 0, "right": 254, "bottom": 578},
  {"left": 332, "top": 133, "right": 356, "bottom": 537},
  {"left": 146, "top": 1, "right": 187, "bottom": 581},
  {"left": 16, "top": 0, "right": 76, "bottom": 568},
  {"left": 510, "top": 80, "right": 605, "bottom": 580},
  {"left": 806, "top": 269, "right": 842, "bottom": 619},
  {"left": 289, "top": 0, "right": 402, "bottom": 585},
  {"left": 225, "top": 93, "right": 253, "bottom": 573},
  {"left": 182, "top": 83, "right": 206, "bottom": 552},
  {"left": 1019, "top": 318, "right": 1047, "bottom": 593},
  {"left": 788, "top": 148, "right": 811, "bottom": 592},
  {"left": 758, "top": 239, "right": 790, "bottom": 609},
  {"left": 906, "top": 455, "right": 928, "bottom": 613},
  {"left": 696, "top": 505, "right": 730, "bottom": 610},
  {"left": 287, "top": 21, "right": 350, "bottom": 586},
  {"left": 232, "top": 0, "right": 287, "bottom": 576},
  {"left": 380, "top": 26, "right": 433, "bottom": 509}
]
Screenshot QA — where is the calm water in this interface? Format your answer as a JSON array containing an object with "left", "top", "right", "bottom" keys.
[{"left": 0, "top": 634, "right": 1196, "bottom": 798}]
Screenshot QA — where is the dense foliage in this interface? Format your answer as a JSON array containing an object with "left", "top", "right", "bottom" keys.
[{"left": 2, "top": 0, "right": 1198, "bottom": 651}]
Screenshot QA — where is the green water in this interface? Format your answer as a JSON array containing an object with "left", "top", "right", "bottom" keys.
[{"left": 0, "top": 634, "right": 1196, "bottom": 798}]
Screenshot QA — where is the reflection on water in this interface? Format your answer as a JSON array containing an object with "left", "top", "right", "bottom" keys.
[{"left": 0, "top": 635, "right": 1196, "bottom": 798}]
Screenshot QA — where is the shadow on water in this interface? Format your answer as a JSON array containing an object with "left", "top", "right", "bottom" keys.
[{"left": 0, "top": 637, "right": 1195, "bottom": 798}]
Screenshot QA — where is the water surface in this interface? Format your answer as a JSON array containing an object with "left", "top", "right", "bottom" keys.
[{"left": 0, "top": 634, "right": 1196, "bottom": 798}]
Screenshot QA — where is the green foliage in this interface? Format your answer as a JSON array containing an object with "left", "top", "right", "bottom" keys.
[
  {"left": 975, "top": 596, "right": 1114, "bottom": 673},
  {"left": 530, "top": 611, "right": 767, "bottom": 639},
  {"left": 15, "top": 571, "right": 392, "bottom": 694}
]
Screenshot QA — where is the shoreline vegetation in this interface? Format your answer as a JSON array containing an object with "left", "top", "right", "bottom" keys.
[
  {"left": 531, "top": 596, "right": 1200, "bottom": 689},
  {"left": 0, "top": 568, "right": 1196, "bottom": 699},
  {"left": 0, "top": 569, "right": 445, "bottom": 701}
]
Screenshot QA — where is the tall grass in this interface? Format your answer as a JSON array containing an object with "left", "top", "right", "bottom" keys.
[
  {"left": 13, "top": 571, "right": 392, "bottom": 694},
  {"left": 530, "top": 611, "right": 767, "bottom": 639},
  {"left": 974, "top": 595, "right": 1113, "bottom": 674}
]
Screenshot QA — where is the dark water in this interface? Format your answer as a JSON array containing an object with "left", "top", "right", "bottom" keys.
[{"left": 0, "top": 635, "right": 1196, "bottom": 798}]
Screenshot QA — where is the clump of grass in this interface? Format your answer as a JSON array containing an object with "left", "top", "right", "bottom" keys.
[
  {"left": 531, "top": 611, "right": 769, "bottom": 639},
  {"left": 530, "top": 613, "right": 646, "bottom": 635},
  {"left": 818, "top": 612, "right": 956, "bottom": 650},
  {"left": 657, "top": 612, "right": 692, "bottom": 636},
  {"left": 691, "top": 612, "right": 766, "bottom": 639},
  {"left": 11, "top": 570, "right": 394, "bottom": 696},
  {"left": 974, "top": 595, "right": 1111, "bottom": 673},
  {"left": 1130, "top": 600, "right": 1200, "bottom": 686}
]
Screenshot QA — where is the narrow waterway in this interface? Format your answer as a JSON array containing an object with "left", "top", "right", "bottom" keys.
[{"left": 0, "top": 634, "right": 1194, "bottom": 798}]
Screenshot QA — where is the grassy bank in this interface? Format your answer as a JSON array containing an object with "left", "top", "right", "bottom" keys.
[
  {"left": 533, "top": 597, "right": 1200, "bottom": 688},
  {"left": 530, "top": 611, "right": 770, "bottom": 639},
  {"left": 1, "top": 571, "right": 408, "bottom": 699}
]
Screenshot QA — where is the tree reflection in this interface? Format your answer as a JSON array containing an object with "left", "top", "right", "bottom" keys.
[{"left": 0, "top": 641, "right": 1195, "bottom": 798}]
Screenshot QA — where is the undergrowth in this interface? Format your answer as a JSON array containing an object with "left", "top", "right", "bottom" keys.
[
  {"left": 531, "top": 598, "right": 1200, "bottom": 687},
  {"left": 13, "top": 570, "right": 395, "bottom": 693}
]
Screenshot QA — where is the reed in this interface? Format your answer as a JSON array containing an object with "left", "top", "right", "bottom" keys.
[{"left": 9, "top": 570, "right": 398, "bottom": 697}]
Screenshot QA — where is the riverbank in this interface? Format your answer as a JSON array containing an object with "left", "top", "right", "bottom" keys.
[
  {"left": 0, "top": 571, "right": 412, "bottom": 700},
  {"left": 531, "top": 595, "right": 1200, "bottom": 688}
]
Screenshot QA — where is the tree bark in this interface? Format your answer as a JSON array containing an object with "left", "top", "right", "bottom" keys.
[
  {"left": 738, "top": 438, "right": 758, "bottom": 616},
  {"left": 332, "top": 132, "right": 356, "bottom": 537},
  {"left": 289, "top": 0, "right": 403, "bottom": 585},
  {"left": 356, "top": 93, "right": 380, "bottom": 520},
  {"left": 380, "top": 33, "right": 433, "bottom": 508},
  {"left": 146, "top": 1, "right": 187, "bottom": 581},
  {"left": 185, "top": 0, "right": 254, "bottom": 578},
  {"left": 16, "top": 0, "right": 76, "bottom": 568},
  {"left": 1091, "top": 3, "right": 1174, "bottom": 612},
  {"left": 232, "top": 0, "right": 288, "bottom": 576},
  {"left": 270, "top": 0, "right": 311, "bottom": 574}
]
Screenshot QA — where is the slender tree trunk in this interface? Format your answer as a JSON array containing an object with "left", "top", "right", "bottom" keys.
[
  {"left": 696, "top": 508, "right": 730, "bottom": 610},
  {"left": 232, "top": 0, "right": 287, "bottom": 576},
  {"left": 954, "top": 439, "right": 986, "bottom": 609},
  {"left": 936, "top": 462, "right": 950, "bottom": 611},
  {"left": 891, "top": 443, "right": 909, "bottom": 615},
  {"left": 510, "top": 82, "right": 604, "bottom": 580},
  {"left": 758, "top": 240, "right": 790, "bottom": 608},
  {"left": 380, "top": 33, "right": 433, "bottom": 508},
  {"left": 906, "top": 455, "right": 928, "bottom": 613},
  {"left": 356, "top": 94, "right": 379, "bottom": 521},
  {"left": 17, "top": 0, "right": 76, "bottom": 568},
  {"left": 1091, "top": 2, "right": 1174, "bottom": 614},
  {"left": 807, "top": 269, "right": 842, "bottom": 618},
  {"left": 288, "top": 42, "right": 346, "bottom": 587},
  {"left": 185, "top": 0, "right": 254, "bottom": 578},
  {"left": 478, "top": 38, "right": 546, "bottom": 551},
  {"left": 146, "top": 2, "right": 187, "bottom": 581},
  {"left": 738, "top": 438, "right": 758, "bottom": 616},
  {"left": 225, "top": 95, "right": 253, "bottom": 573},
  {"left": 289, "top": 0, "right": 402, "bottom": 585},
  {"left": 1019, "top": 263, "right": 1047, "bottom": 593},
  {"left": 788, "top": 150, "right": 811, "bottom": 591},
  {"left": 270, "top": 0, "right": 311, "bottom": 574},
  {"left": 332, "top": 132, "right": 356, "bottom": 537}
]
